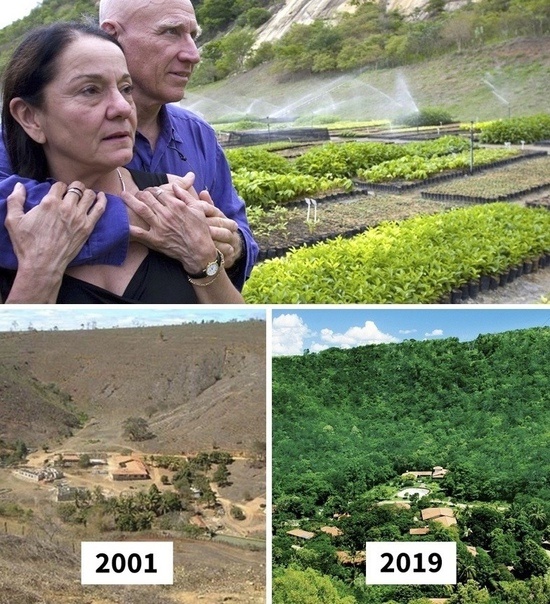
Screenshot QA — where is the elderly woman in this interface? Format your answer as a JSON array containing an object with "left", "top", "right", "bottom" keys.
[{"left": 0, "top": 22, "right": 244, "bottom": 303}]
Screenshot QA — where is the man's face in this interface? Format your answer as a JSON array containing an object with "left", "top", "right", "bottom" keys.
[{"left": 117, "top": 0, "right": 201, "bottom": 108}]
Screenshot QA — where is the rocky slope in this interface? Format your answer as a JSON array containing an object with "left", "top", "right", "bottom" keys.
[{"left": 255, "top": 0, "right": 482, "bottom": 44}]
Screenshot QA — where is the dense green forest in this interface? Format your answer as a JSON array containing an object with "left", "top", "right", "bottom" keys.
[{"left": 272, "top": 327, "right": 550, "bottom": 603}]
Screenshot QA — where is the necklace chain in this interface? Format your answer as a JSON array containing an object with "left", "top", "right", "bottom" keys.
[{"left": 116, "top": 168, "right": 126, "bottom": 193}]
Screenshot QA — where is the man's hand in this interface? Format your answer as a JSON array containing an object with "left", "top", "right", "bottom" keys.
[
  {"left": 194, "top": 189, "right": 243, "bottom": 269},
  {"left": 122, "top": 183, "right": 218, "bottom": 276},
  {"left": 123, "top": 181, "right": 243, "bottom": 270},
  {"left": 153, "top": 178, "right": 242, "bottom": 268}
]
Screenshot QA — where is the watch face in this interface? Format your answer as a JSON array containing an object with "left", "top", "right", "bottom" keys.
[{"left": 206, "top": 262, "right": 219, "bottom": 277}]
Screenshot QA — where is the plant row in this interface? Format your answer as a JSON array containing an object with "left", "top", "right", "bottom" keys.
[
  {"left": 231, "top": 169, "right": 353, "bottom": 209},
  {"left": 226, "top": 136, "right": 496, "bottom": 208},
  {"left": 356, "top": 148, "right": 517, "bottom": 183},
  {"left": 479, "top": 114, "right": 550, "bottom": 144},
  {"left": 420, "top": 156, "right": 550, "bottom": 201},
  {"left": 243, "top": 204, "right": 550, "bottom": 304}
]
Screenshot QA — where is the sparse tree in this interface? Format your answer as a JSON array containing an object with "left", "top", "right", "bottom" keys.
[
  {"left": 122, "top": 417, "right": 155, "bottom": 442},
  {"left": 213, "top": 463, "right": 231, "bottom": 487}
]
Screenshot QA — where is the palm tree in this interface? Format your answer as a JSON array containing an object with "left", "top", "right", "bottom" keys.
[
  {"left": 527, "top": 503, "right": 547, "bottom": 531},
  {"left": 458, "top": 557, "right": 477, "bottom": 582}
]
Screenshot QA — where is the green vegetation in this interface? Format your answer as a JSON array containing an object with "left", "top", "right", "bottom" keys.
[
  {"left": 243, "top": 204, "right": 550, "bottom": 303},
  {"left": 0, "top": 439, "right": 28, "bottom": 466},
  {"left": 1, "top": 0, "right": 548, "bottom": 103},
  {"left": 192, "top": 0, "right": 550, "bottom": 84},
  {"left": 424, "top": 155, "right": 550, "bottom": 199},
  {"left": 0, "top": 0, "right": 97, "bottom": 71},
  {"left": 479, "top": 115, "right": 550, "bottom": 144},
  {"left": 357, "top": 148, "right": 516, "bottom": 183},
  {"left": 226, "top": 136, "right": 510, "bottom": 207},
  {"left": 396, "top": 108, "right": 454, "bottom": 127},
  {"left": 291, "top": 137, "right": 473, "bottom": 181},
  {"left": 273, "top": 327, "right": 550, "bottom": 603},
  {"left": 122, "top": 417, "right": 155, "bottom": 442},
  {"left": 230, "top": 504, "right": 246, "bottom": 520},
  {"left": 55, "top": 451, "right": 234, "bottom": 533}
]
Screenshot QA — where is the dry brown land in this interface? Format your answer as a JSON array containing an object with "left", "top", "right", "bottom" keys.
[
  {"left": 0, "top": 320, "right": 266, "bottom": 603},
  {"left": 0, "top": 321, "right": 266, "bottom": 453}
]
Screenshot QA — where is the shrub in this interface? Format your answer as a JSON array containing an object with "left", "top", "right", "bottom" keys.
[
  {"left": 479, "top": 114, "right": 550, "bottom": 144},
  {"left": 396, "top": 107, "right": 454, "bottom": 127},
  {"left": 243, "top": 204, "right": 550, "bottom": 303},
  {"left": 230, "top": 505, "right": 246, "bottom": 520},
  {"left": 226, "top": 147, "right": 292, "bottom": 174}
]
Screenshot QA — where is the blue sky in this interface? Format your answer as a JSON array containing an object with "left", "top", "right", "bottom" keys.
[
  {"left": 0, "top": 306, "right": 265, "bottom": 332},
  {"left": 272, "top": 308, "right": 550, "bottom": 356}
]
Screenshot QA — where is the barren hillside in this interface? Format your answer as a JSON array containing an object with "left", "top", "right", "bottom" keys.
[{"left": 0, "top": 321, "right": 266, "bottom": 455}]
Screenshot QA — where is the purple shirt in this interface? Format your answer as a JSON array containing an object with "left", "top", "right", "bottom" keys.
[{"left": 0, "top": 103, "right": 257, "bottom": 289}]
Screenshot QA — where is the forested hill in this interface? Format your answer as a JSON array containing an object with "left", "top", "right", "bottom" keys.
[{"left": 273, "top": 326, "right": 550, "bottom": 504}]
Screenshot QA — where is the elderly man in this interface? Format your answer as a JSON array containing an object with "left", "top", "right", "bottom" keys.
[{"left": 0, "top": 0, "right": 257, "bottom": 290}]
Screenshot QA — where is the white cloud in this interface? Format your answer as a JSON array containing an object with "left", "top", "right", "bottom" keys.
[
  {"left": 425, "top": 329, "right": 444, "bottom": 337},
  {"left": 272, "top": 314, "right": 311, "bottom": 356},
  {"left": 310, "top": 342, "right": 330, "bottom": 353},
  {"left": 315, "top": 320, "right": 399, "bottom": 349},
  {"left": 399, "top": 329, "right": 417, "bottom": 335}
]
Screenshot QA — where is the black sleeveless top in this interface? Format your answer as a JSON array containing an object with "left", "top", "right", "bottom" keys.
[{"left": 0, "top": 170, "right": 198, "bottom": 304}]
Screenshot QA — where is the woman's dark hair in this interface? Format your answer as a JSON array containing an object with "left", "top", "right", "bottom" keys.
[{"left": 1, "top": 22, "right": 124, "bottom": 181}]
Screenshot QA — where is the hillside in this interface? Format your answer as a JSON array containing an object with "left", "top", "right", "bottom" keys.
[
  {"left": 0, "top": 362, "right": 82, "bottom": 448},
  {"left": 255, "top": 0, "right": 481, "bottom": 45},
  {"left": 0, "top": 320, "right": 266, "bottom": 455},
  {"left": 273, "top": 326, "right": 550, "bottom": 503},
  {"left": 272, "top": 326, "right": 550, "bottom": 603},
  {"left": 0, "top": 0, "right": 546, "bottom": 123},
  {"left": 187, "top": 35, "right": 550, "bottom": 123}
]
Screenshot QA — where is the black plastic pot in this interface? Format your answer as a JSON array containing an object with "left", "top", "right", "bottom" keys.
[
  {"left": 479, "top": 275, "right": 490, "bottom": 292},
  {"left": 451, "top": 289, "right": 463, "bottom": 304},
  {"left": 468, "top": 280, "right": 479, "bottom": 298}
]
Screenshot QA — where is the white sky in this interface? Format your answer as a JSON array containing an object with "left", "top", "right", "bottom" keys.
[
  {"left": 0, "top": 0, "right": 42, "bottom": 29},
  {"left": 0, "top": 307, "right": 266, "bottom": 332}
]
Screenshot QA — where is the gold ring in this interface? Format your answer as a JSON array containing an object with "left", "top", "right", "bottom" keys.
[{"left": 66, "top": 187, "right": 84, "bottom": 201}]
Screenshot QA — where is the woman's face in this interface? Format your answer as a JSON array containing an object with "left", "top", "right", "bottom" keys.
[{"left": 31, "top": 35, "right": 137, "bottom": 183}]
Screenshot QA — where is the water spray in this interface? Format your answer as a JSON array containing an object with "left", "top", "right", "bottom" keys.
[{"left": 482, "top": 79, "right": 511, "bottom": 119}]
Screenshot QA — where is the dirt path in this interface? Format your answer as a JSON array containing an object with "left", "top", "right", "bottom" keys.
[{"left": 464, "top": 267, "right": 550, "bottom": 304}]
